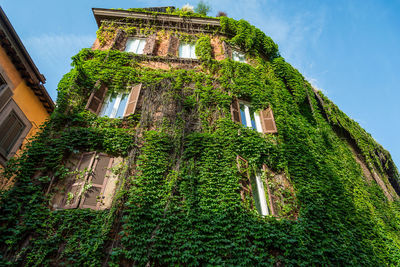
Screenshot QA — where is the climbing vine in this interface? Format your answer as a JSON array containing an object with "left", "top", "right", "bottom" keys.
[{"left": 0, "top": 11, "right": 399, "bottom": 267}]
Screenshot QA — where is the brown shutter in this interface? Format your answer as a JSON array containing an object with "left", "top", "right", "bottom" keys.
[
  {"left": 222, "top": 41, "right": 232, "bottom": 59},
  {"left": 111, "top": 29, "right": 128, "bottom": 51},
  {"left": 80, "top": 154, "right": 113, "bottom": 210},
  {"left": 260, "top": 107, "right": 277, "bottom": 134},
  {"left": 143, "top": 33, "right": 157, "bottom": 55},
  {"left": 262, "top": 164, "right": 276, "bottom": 216},
  {"left": 0, "top": 85, "right": 12, "bottom": 112},
  {"left": 85, "top": 82, "right": 107, "bottom": 115},
  {"left": 124, "top": 83, "right": 142, "bottom": 117},
  {"left": 237, "top": 155, "right": 253, "bottom": 208},
  {"left": 0, "top": 111, "right": 25, "bottom": 158},
  {"left": 62, "top": 152, "right": 96, "bottom": 209},
  {"left": 167, "top": 35, "right": 179, "bottom": 57},
  {"left": 230, "top": 98, "right": 241, "bottom": 123}
]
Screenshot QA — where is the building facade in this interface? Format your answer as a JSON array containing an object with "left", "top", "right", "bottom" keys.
[
  {"left": 0, "top": 7, "right": 399, "bottom": 266},
  {"left": 0, "top": 7, "right": 54, "bottom": 181}
]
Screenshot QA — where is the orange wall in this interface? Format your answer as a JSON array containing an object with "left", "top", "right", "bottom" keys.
[{"left": 0, "top": 46, "right": 50, "bottom": 146}]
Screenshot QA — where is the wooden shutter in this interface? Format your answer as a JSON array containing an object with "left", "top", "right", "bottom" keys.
[
  {"left": 237, "top": 155, "right": 253, "bottom": 208},
  {"left": 111, "top": 29, "right": 127, "bottom": 51},
  {"left": 143, "top": 33, "right": 157, "bottom": 55},
  {"left": 262, "top": 164, "right": 276, "bottom": 216},
  {"left": 0, "top": 111, "right": 25, "bottom": 158},
  {"left": 230, "top": 98, "right": 241, "bottom": 123},
  {"left": 62, "top": 152, "right": 96, "bottom": 209},
  {"left": 0, "top": 85, "right": 12, "bottom": 112},
  {"left": 222, "top": 41, "right": 232, "bottom": 59},
  {"left": 167, "top": 35, "right": 179, "bottom": 57},
  {"left": 124, "top": 83, "right": 142, "bottom": 117},
  {"left": 85, "top": 82, "right": 107, "bottom": 115},
  {"left": 80, "top": 154, "right": 113, "bottom": 210},
  {"left": 260, "top": 107, "right": 277, "bottom": 134}
]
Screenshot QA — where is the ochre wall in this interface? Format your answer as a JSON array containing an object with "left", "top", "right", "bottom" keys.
[{"left": 0, "top": 46, "right": 50, "bottom": 150}]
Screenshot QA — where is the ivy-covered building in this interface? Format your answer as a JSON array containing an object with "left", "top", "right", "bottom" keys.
[{"left": 1, "top": 6, "right": 400, "bottom": 266}]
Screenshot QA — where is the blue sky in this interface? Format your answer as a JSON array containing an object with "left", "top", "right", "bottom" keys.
[{"left": 1, "top": 0, "right": 399, "bottom": 168}]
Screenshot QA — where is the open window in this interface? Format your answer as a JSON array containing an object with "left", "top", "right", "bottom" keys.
[
  {"left": 232, "top": 50, "right": 246, "bottom": 63},
  {"left": 86, "top": 83, "right": 142, "bottom": 118},
  {"left": 231, "top": 98, "right": 277, "bottom": 134},
  {"left": 125, "top": 38, "right": 146, "bottom": 54},
  {"left": 237, "top": 156, "right": 270, "bottom": 216},
  {"left": 52, "top": 152, "right": 123, "bottom": 210},
  {"left": 179, "top": 42, "right": 196, "bottom": 59}
]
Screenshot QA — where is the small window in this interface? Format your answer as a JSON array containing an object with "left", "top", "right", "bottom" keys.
[
  {"left": 179, "top": 42, "right": 196, "bottom": 59},
  {"left": 52, "top": 152, "right": 122, "bottom": 210},
  {"left": 125, "top": 38, "right": 146, "bottom": 54},
  {"left": 232, "top": 50, "right": 246, "bottom": 63},
  {"left": 251, "top": 172, "right": 270, "bottom": 216},
  {"left": 231, "top": 98, "right": 277, "bottom": 134},
  {"left": 237, "top": 156, "right": 270, "bottom": 216},
  {"left": 99, "top": 92, "right": 129, "bottom": 118},
  {"left": 239, "top": 102, "right": 263, "bottom": 133}
]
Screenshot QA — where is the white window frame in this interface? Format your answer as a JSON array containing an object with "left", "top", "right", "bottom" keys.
[
  {"left": 240, "top": 102, "right": 263, "bottom": 133},
  {"left": 232, "top": 50, "right": 246, "bottom": 63},
  {"left": 179, "top": 42, "right": 196, "bottom": 59},
  {"left": 255, "top": 173, "right": 270, "bottom": 216},
  {"left": 99, "top": 92, "right": 128, "bottom": 119},
  {"left": 125, "top": 38, "right": 146, "bottom": 54}
]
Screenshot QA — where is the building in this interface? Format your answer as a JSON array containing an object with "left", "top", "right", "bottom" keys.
[
  {"left": 0, "top": 6, "right": 399, "bottom": 266},
  {"left": 0, "top": 7, "right": 54, "bottom": 179}
]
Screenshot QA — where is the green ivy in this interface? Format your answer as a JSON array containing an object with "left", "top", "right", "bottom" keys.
[{"left": 0, "top": 14, "right": 399, "bottom": 266}]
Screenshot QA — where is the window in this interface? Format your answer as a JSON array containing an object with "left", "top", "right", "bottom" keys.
[
  {"left": 237, "top": 156, "right": 270, "bottom": 216},
  {"left": 99, "top": 92, "right": 129, "bottom": 118},
  {"left": 86, "top": 83, "right": 142, "bottom": 118},
  {"left": 125, "top": 38, "right": 146, "bottom": 54},
  {"left": 179, "top": 42, "right": 196, "bottom": 59},
  {"left": 239, "top": 102, "right": 263, "bottom": 133},
  {"left": 52, "top": 152, "right": 122, "bottom": 210},
  {"left": 231, "top": 98, "right": 278, "bottom": 134},
  {"left": 232, "top": 50, "right": 246, "bottom": 63},
  {"left": 251, "top": 172, "right": 270, "bottom": 216},
  {"left": 0, "top": 99, "right": 32, "bottom": 165}
]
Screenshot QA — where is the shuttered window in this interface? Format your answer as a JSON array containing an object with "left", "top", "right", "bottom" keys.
[
  {"left": 143, "top": 34, "right": 157, "bottom": 55},
  {"left": 125, "top": 38, "right": 146, "bottom": 54},
  {"left": 99, "top": 92, "right": 129, "bottom": 118},
  {"left": 62, "top": 152, "right": 95, "bottom": 209},
  {"left": 237, "top": 156, "right": 271, "bottom": 216},
  {"left": 231, "top": 100, "right": 277, "bottom": 134},
  {"left": 61, "top": 152, "right": 116, "bottom": 210},
  {"left": 179, "top": 42, "right": 196, "bottom": 59},
  {"left": 230, "top": 98, "right": 241, "bottom": 123},
  {"left": 0, "top": 111, "right": 25, "bottom": 158},
  {"left": 81, "top": 154, "right": 113, "bottom": 210},
  {"left": 237, "top": 155, "right": 253, "bottom": 209},
  {"left": 167, "top": 35, "right": 179, "bottom": 56},
  {"left": 86, "top": 83, "right": 107, "bottom": 115},
  {"left": 260, "top": 107, "right": 277, "bottom": 134},
  {"left": 124, "top": 83, "right": 142, "bottom": 117}
]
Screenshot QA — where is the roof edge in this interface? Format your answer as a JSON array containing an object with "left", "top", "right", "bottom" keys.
[{"left": 92, "top": 8, "right": 221, "bottom": 28}]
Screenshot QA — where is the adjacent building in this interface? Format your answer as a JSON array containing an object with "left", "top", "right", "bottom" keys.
[{"left": 0, "top": 7, "right": 54, "bottom": 175}]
